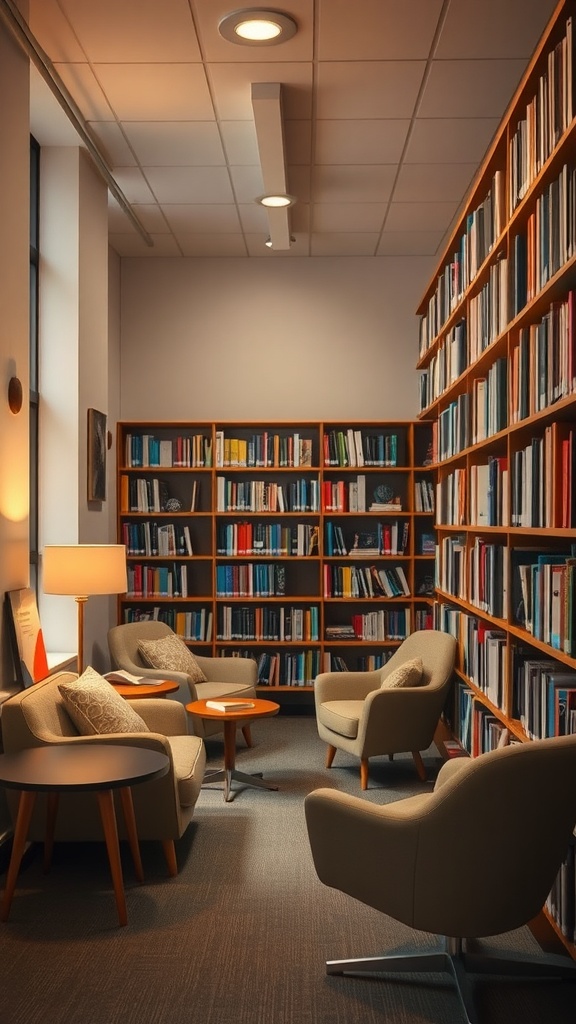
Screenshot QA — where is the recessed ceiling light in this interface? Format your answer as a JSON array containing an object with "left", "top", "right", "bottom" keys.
[
  {"left": 255, "top": 193, "right": 297, "bottom": 208},
  {"left": 219, "top": 9, "right": 298, "bottom": 45}
]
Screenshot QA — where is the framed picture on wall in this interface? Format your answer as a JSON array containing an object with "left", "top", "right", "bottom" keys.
[
  {"left": 5, "top": 588, "right": 49, "bottom": 688},
  {"left": 88, "top": 407, "right": 107, "bottom": 501}
]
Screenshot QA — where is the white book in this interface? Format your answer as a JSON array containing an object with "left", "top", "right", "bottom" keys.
[{"left": 205, "top": 699, "right": 255, "bottom": 712}]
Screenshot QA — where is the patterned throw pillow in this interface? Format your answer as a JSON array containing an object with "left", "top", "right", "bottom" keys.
[
  {"left": 380, "top": 657, "right": 424, "bottom": 689},
  {"left": 137, "top": 633, "right": 208, "bottom": 683},
  {"left": 58, "top": 666, "right": 149, "bottom": 735}
]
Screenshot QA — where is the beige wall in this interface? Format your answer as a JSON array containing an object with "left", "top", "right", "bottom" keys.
[{"left": 119, "top": 255, "right": 433, "bottom": 422}]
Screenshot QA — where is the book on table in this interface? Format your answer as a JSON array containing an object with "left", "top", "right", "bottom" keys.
[
  {"left": 205, "top": 699, "right": 256, "bottom": 712},
  {"left": 104, "top": 669, "right": 161, "bottom": 685}
]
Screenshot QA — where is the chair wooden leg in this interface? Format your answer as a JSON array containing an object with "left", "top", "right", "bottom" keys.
[
  {"left": 162, "top": 840, "right": 178, "bottom": 877},
  {"left": 388, "top": 753, "right": 394, "bottom": 761},
  {"left": 360, "top": 758, "right": 369, "bottom": 790},
  {"left": 241, "top": 725, "right": 253, "bottom": 747},
  {"left": 325, "top": 745, "right": 337, "bottom": 769},
  {"left": 412, "top": 750, "right": 427, "bottom": 781}
]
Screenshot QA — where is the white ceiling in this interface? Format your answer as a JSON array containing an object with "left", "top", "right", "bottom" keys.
[{"left": 27, "top": 0, "right": 558, "bottom": 259}]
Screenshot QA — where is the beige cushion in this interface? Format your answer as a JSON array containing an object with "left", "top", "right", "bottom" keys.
[
  {"left": 318, "top": 700, "right": 364, "bottom": 739},
  {"left": 138, "top": 634, "right": 208, "bottom": 683},
  {"left": 380, "top": 657, "right": 424, "bottom": 689},
  {"left": 58, "top": 666, "right": 149, "bottom": 736}
]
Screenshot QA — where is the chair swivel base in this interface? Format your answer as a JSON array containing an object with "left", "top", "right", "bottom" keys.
[
  {"left": 203, "top": 767, "right": 278, "bottom": 802},
  {"left": 326, "top": 937, "right": 576, "bottom": 1024}
]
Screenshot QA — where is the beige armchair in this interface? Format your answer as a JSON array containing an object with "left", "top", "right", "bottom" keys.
[
  {"left": 305, "top": 733, "right": 576, "bottom": 1024},
  {"left": 1, "top": 671, "right": 206, "bottom": 877},
  {"left": 314, "top": 629, "right": 456, "bottom": 788},
  {"left": 108, "top": 621, "right": 257, "bottom": 743}
]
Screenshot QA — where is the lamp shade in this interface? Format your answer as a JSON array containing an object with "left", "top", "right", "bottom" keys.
[{"left": 43, "top": 544, "right": 127, "bottom": 597}]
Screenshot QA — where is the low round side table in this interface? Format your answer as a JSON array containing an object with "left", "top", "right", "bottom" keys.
[
  {"left": 186, "top": 697, "right": 280, "bottom": 802},
  {"left": 110, "top": 679, "right": 179, "bottom": 700},
  {"left": 0, "top": 745, "right": 169, "bottom": 927}
]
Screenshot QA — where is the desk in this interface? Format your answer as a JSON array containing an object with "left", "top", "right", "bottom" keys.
[
  {"left": 0, "top": 745, "right": 169, "bottom": 926},
  {"left": 186, "top": 698, "right": 280, "bottom": 802}
]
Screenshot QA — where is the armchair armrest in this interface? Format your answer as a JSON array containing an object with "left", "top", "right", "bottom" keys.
[
  {"left": 314, "top": 670, "right": 380, "bottom": 704},
  {"left": 126, "top": 698, "right": 188, "bottom": 736},
  {"left": 47, "top": 730, "right": 174, "bottom": 761},
  {"left": 194, "top": 654, "right": 257, "bottom": 686},
  {"left": 359, "top": 684, "right": 450, "bottom": 754}
]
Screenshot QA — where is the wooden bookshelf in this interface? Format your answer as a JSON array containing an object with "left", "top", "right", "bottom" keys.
[
  {"left": 415, "top": 0, "right": 576, "bottom": 956},
  {"left": 116, "top": 419, "right": 433, "bottom": 691}
]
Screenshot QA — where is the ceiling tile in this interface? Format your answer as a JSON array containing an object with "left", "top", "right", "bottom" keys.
[
  {"left": 228, "top": 166, "right": 265, "bottom": 204},
  {"left": 318, "top": 0, "right": 444, "bottom": 59},
  {"left": 315, "top": 119, "right": 410, "bottom": 165},
  {"left": 122, "top": 122, "right": 226, "bottom": 166},
  {"left": 220, "top": 122, "right": 259, "bottom": 165},
  {"left": 208, "top": 64, "right": 313, "bottom": 120},
  {"left": 58, "top": 0, "right": 202, "bottom": 61},
  {"left": 88, "top": 122, "right": 137, "bottom": 166},
  {"left": 144, "top": 166, "right": 235, "bottom": 203},
  {"left": 109, "top": 233, "right": 182, "bottom": 257},
  {"left": 376, "top": 230, "right": 445, "bottom": 256},
  {"left": 316, "top": 62, "right": 425, "bottom": 119},
  {"left": 284, "top": 121, "right": 313, "bottom": 165},
  {"left": 405, "top": 118, "right": 500, "bottom": 164},
  {"left": 237, "top": 203, "right": 270, "bottom": 233},
  {"left": 161, "top": 204, "right": 242, "bottom": 234},
  {"left": 54, "top": 62, "right": 115, "bottom": 121},
  {"left": 419, "top": 59, "right": 529, "bottom": 118},
  {"left": 287, "top": 165, "right": 311, "bottom": 204},
  {"left": 30, "top": 0, "right": 86, "bottom": 60},
  {"left": 130, "top": 205, "right": 173, "bottom": 233},
  {"left": 112, "top": 167, "right": 157, "bottom": 204},
  {"left": 312, "top": 164, "right": 396, "bottom": 204},
  {"left": 385, "top": 201, "right": 460, "bottom": 232},
  {"left": 436, "top": 0, "right": 558, "bottom": 59},
  {"left": 312, "top": 204, "right": 386, "bottom": 233},
  {"left": 393, "top": 163, "right": 478, "bottom": 204},
  {"left": 93, "top": 63, "right": 214, "bottom": 120},
  {"left": 311, "top": 233, "right": 379, "bottom": 256},
  {"left": 177, "top": 234, "right": 248, "bottom": 257}
]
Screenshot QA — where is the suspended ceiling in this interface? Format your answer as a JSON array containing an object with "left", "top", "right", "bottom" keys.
[{"left": 27, "top": 0, "right": 558, "bottom": 259}]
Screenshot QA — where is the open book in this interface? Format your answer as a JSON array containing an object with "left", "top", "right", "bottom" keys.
[
  {"left": 104, "top": 670, "right": 162, "bottom": 686},
  {"left": 205, "top": 699, "right": 255, "bottom": 712}
]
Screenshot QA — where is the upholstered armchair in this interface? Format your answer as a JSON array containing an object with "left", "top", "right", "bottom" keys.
[
  {"left": 305, "top": 733, "right": 576, "bottom": 1024},
  {"left": 1, "top": 671, "right": 206, "bottom": 876},
  {"left": 108, "top": 621, "right": 257, "bottom": 742},
  {"left": 314, "top": 629, "right": 456, "bottom": 788}
]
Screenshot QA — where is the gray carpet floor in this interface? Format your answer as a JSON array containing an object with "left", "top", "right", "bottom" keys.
[{"left": 1, "top": 715, "right": 575, "bottom": 1024}]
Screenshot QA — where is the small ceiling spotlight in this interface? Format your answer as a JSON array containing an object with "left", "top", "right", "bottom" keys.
[
  {"left": 265, "top": 235, "right": 296, "bottom": 248},
  {"left": 219, "top": 9, "right": 298, "bottom": 45},
  {"left": 255, "top": 193, "right": 297, "bottom": 208}
]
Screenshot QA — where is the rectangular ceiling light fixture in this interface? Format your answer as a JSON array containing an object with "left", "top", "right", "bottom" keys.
[{"left": 251, "top": 82, "right": 292, "bottom": 250}]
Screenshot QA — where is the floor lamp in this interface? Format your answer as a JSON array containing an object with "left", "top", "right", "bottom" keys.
[{"left": 43, "top": 545, "right": 127, "bottom": 674}]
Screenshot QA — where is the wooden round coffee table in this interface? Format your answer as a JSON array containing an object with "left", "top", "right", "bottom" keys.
[
  {"left": 186, "top": 697, "right": 280, "bottom": 802},
  {"left": 110, "top": 679, "right": 179, "bottom": 699}
]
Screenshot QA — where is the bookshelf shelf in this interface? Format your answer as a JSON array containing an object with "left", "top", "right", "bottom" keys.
[
  {"left": 117, "top": 419, "right": 433, "bottom": 689},
  {"left": 417, "top": 0, "right": 576, "bottom": 957}
]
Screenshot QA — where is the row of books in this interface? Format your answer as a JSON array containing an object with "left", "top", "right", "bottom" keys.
[
  {"left": 469, "top": 539, "right": 507, "bottom": 619},
  {"left": 467, "top": 255, "right": 509, "bottom": 364},
  {"left": 451, "top": 682, "right": 509, "bottom": 756},
  {"left": 322, "top": 475, "right": 368, "bottom": 512},
  {"left": 120, "top": 475, "right": 199, "bottom": 513},
  {"left": 323, "top": 429, "right": 400, "bottom": 467},
  {"left": 325, "top": 520, "right": 409, "bottom": 557},
  {"left": 414, "top": 478, "right": 434, "bottom": 513},
  {"left": 216, "top": 477, "right": 320, "bottom": 513},
  {"left": 323, "top": 563, "right": 410, "bottom": 599},
  {"left": 435, "top": 393, "right": 470, "bottom": 460},
  {"left": 513, "top": 648, "right": 576, "bottom": 740},
  {"left": 122, "top": 520, "right": 194, "bottom": 557},
  {"left": 471, "top": 357, "right": 508, "bottom": 445},
  {"left": 510, "top": 428, "right": 568, "bottom": 528},
  {"left": 510, "top": 294, "right": 576, "bottom": 424},
  {"left": 124, "top": 432, "right": 212, "bottom": 468},
  {"left": 215, "top": 562, "right": 286, "bottom": 597},
  {"left": 418, "top": 170, "right": 505, "bottom": 353},
  {"left": 546, "top": 843, "right": 576, "bottom": 944},
  {"left": 216, "top": 521, "right": 319, "bottom": 557},
  {"left": 511, "top": 548, "right": 576, "bottom": 654},
  {"left": 462, "top": 617, "right": 506, "bottom": 711},
  {"left": 321, "top": 651, "right": 393, "bottom": 672},
  {"left": 256, "top": 649, "right": 322, "bottom": 686},
  {"left": 126, "top": 562, "right": 190, "bottom": 598},
  {"left": 217, "top": 605, "right": 319, "bottom": 643},
  {"left": 509, "top": 17, "right": 574, "bottom": 213},
  {"left": 215, "top": 431, "right": 313, "bottom": 468},
  {"left": 122, "top": 606, "right": 212, "bottom": 641},
  {"left": 325, "top": 608, "right": 409, "bottom": 642}
]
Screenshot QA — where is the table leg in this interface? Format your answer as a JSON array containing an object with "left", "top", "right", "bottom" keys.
[
  {"left": 118, "top": 787, "right": 144, "bottom": 883},
  {"left": 43, "top": 792, "right": 59, "bottom": 873},
  {"left": 95, "top": 789, "right": 128, "bottom": 927},
  {"left": 223, "top": 720, "right": 237, "bottom": 802},
  {"left": 1, "top": 790, "right": 37, "bottom": 922}
]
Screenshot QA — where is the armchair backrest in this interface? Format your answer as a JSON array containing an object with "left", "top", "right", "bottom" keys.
[
  {"left": 108, "top": 621, "right": 174, "bottom": 672},
  {"left": 379, "top": 629, "right": 456, "bottom": 692},
  {"left": 2, "top": 672, "right": 81, "bottom": 748}
]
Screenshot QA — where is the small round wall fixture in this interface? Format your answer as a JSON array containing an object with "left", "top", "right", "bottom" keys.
[
  {"left": 8, "top": 377, "right": 23, "bottom": 414},
  {"left": 255, "top": 193, "right": 297, "bottom": 208},
  {"left": 218, "top": 9, "right": 298, "bottom": 45}
]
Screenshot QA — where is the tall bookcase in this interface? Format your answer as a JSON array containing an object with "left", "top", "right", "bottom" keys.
[
  {"left": 416, "top": 0, "right": 576, "bottom": 956},
  {"left": 116, "top": 419, "right": 434, "bottom": 690}
]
